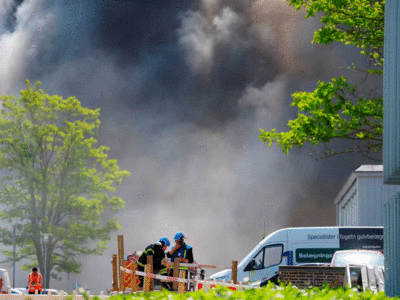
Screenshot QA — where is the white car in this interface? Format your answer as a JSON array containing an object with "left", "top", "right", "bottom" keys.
[
  {"left": 10, "top": 288, "right": 23, "bottom": 294},
  {"left": 0, "top": 269, "right": 11, "bottom": 294},
  {"left": 42, "top": 289, "right": 62, "bottom": 295},
  {"left": 330, "top": 250, "right": 384, "bottom": 268},
  {"left": 330, "top": 249, "right": 384, "bottom": 288},
  {"left": 14, "top": 288, "right": 64, "bottom": 295}
]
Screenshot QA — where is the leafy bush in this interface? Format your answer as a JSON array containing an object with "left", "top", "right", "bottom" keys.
[{"left": 101, "top": 283, "right": 399, "bottom": 300}]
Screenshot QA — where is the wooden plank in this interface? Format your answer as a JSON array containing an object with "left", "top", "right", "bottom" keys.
[
  {"left": 232, "top": 261, "right": 238, "bottom": 284},
  {"left": 172, "top": 260, "right": 180, "bottom": 291},
  {"left": 144, "top": 264, "right": 151, "bottom": 293},
  {"left": 178, "top": 270, "right": 186, "bottom": 294},
  {"left": 112, "top": 254, "right": 118, "bottom": 292},
  {"left": 117, "top": 235, "right": 124, "bottom": 292},
  {"left": 131, "top": 262, "right": 138, "bottom": 292},
  {"left": 147, "top": 255, "right": 154, "bottom": 291}
]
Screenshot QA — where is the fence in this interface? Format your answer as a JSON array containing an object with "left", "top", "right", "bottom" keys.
[
  {"left": 111, "top": 234, "right": 242, "bottom": 294},
  {"left": 119, "top": 259, "right": 245, "bottom": 294},
  {"left": 119, "top": 264, "right": 255, "bottom": 294}
]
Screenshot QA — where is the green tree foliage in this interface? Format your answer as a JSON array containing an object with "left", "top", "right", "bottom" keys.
[
  {"left": 259, "top": 0, "right": 384, "bottom": 160},
  {"left": 0, "top": 81, "right": 130, "bottom": 287}
]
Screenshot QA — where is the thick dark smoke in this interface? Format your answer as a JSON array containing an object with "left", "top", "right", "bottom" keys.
[
  {"left": 2, "top": 0, "right": 24, "bottom": 32},
  {"left": 0, "top": 0, "right": 377, "bottom": 293}
]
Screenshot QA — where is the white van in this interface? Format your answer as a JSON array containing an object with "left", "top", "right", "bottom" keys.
[
  {"left": 210, "top": 226, "right": 383, "bottom": 284},
  {"left": 0, "top": 269, "right": 11, "bottom": 294}
]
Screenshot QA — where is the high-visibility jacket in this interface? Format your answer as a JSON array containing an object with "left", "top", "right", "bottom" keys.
[
  {"left": 28, "top": 272, "right": 42, "bottom": 293},
  {"left": 137, "top": 243, "right": 166, "bottom": 272},
  {"left": 167, "top": 244, "right": 193, "bottom": 270}
]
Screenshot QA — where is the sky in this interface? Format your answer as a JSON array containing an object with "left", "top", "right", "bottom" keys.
[{"left": 0, "top": 0, "right": 380, "bottom": 293}]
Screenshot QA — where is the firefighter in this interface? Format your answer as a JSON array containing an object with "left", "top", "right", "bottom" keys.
[
  {"left": 200, "top": 269, "right": 205, "bottom": 280},
  {"left": 27, "top": 267, "right": 43, "bottom": 294},
  {"left": 137, "top": 237, "right": 170, "bottom": 288},
  {"left": 166, "top": 232, "right": 194, "bottom": 280}
]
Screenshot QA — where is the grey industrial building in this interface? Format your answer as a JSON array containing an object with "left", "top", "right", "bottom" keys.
[{"left": 334, "top": 165, "right": 400, "bottom": 226}]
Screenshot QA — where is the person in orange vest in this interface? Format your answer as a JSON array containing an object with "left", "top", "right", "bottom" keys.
[{"left": 27, "top": 267, "right": 43, "bottom": 294}]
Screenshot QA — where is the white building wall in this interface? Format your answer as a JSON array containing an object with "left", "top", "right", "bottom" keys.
[
  {"left": 359, "top": 176, "right": 385, "bottom": 225},
  {"left": 335, "top": 165, "right": 400, "bottom": 226},
  {"left": 338, "top": 183, "right": 358, "bottom": 226}
]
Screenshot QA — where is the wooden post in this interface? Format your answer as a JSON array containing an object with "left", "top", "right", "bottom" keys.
[
  {"left": 121, "top": 260, "right": 127, "bottom": 291},
  {"left": 112, "top": 254, "right": 119, "bottom": 292},
  {"left": 172, "top": 260, "right": 180, "bottom": 291},
  {"left": 232, "top": 261, "right": 238, "bottom": 284},
  {"left": 144, "top": 264, "right": 151, "bottom": 293},
  {"left": 194, "top": 276, "right": 199, "bottom": 292},
  {"left": 117, "top": 235, "right": 125, "bottom": 292},
  {"left": 178, "top": 270, "right": 186, "bottom": 294},
  {"left": 131, "top": 263, "right": 138, "bottom": 293},
  {"left": 147, "top": 255, "right": 154, "bottom": 291}
]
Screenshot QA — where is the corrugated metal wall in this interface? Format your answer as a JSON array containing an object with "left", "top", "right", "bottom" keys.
[
  {"left": 338, "top": 184, "right": 359, "bottom": 226},
  {"left": 383, "top": 193, "right": 400, "bottom": 296},
  {"left": 358, "top": 177, "right": 400, "bottom": 225},
  {"left": 383, "top": 0, "right": 400, "bottom": 296},
  {"left": 336, "top": 173, "right": 400, "bottom": 226},
  {"left": 383, "top": 0, "right": 400, "bottom": 184}
]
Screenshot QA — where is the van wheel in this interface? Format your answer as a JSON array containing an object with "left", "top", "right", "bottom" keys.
[
  {"left": 269, "top": 274, "right": 279, "bottom": 285},
  {"left": 260, "top": 274, "right": 279, "bottom": 287}
]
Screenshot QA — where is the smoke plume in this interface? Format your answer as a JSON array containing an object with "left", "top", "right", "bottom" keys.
[{"left": 0, "top": 0, "right": 376, "bottom": 293}]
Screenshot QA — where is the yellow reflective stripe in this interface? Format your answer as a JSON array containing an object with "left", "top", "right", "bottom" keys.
[
  {"left": 137, "top": 248, "right": 155, "bottom": 267},
  {"left": 169, "top": 266, "right": 189, "bottom": 271},
  {"left": 144, "top": 248, "right": 155, "bottom": 255},
  {"left": 137, "top": 261, "right": 145, "bottom": 267},
  {"left": 159, "top": 268, "right": 168, "bottom": 274}
]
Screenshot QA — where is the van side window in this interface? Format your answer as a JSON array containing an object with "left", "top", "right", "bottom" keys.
[
  {"left": 244, "top": 244, "right": 283, "bottom": 271},
  {"left": 244, "top": 249, "right": 264, "bottom": 271},
  {"left": 264, "top": 244, "right": 283, "bottom": 268}
]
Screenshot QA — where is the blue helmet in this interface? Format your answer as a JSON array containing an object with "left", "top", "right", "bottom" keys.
[
  {"left": 174, "top": 232, "right": 185, "bottom": 240},
  {"left": 159, "top": 237, "right": 170, "bottom": 247}
]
